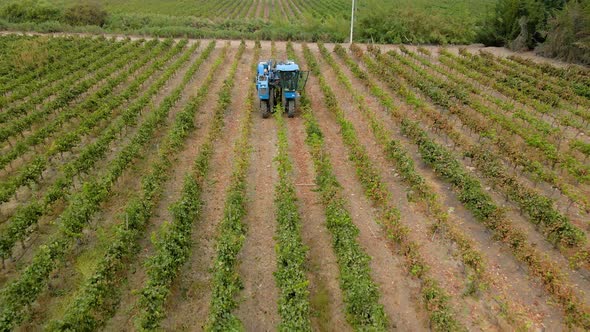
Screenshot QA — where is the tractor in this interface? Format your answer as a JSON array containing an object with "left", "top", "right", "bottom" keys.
[{"left": 255, "top": 59, "right": 308, "bottom": 118}]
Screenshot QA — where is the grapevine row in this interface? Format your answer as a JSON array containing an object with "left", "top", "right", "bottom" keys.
[
  {"left": 48, "top": 40, "right": 217, "bottom": 332},
  {"left": 310, "top": 43, "right": 463, "bottom": 331},
  {"left": 485, "top": 52, "right": 590, "bottom": 108},
  {"left": 200, "top": 41, "right": 250, "bottom": 331},
  {"left": 0, "top": 40, "right": 192, "bottom": 262},
  {"left": 438, "top": 50, "right": 590, "bottom": 137},
  {"left": 507, "top": 55, "right": 590, "bottom": 99},
  {"left": 435, "top": 49, "right": 590, "bottom": 213},
  {"left": 331, "top": 42, "right": 492, "bottom": 303},
  {"left": 400, "top": 47, "right": 561, "bottom": 139},
  {"left": 0, "top": 38, "right": 201, "bottom": 331},
  {"left": 0, "top": 40, "right": 149, "bottom": 171},
  {"left": 479, "top": 50, "right": 590, "bottom": 114},
  {"left": 0, "top": 38, "right": 111, "bottom": 112},
  {"left": 0, "top": 39, "right": 133, "bottom": 135},
  {"left": 461, "top": 49, "right": 590, "bottom": 122},
  {"left": 0, "top": 39, "right": 150, "bottom": 176},
  {"left": 0, "top": 40, "right": 119, "bottom": 124},
  {"left": 273, "top": 105, "right": 312, "bottom": 331},
  {"left": 288, "top": 42, "right": 388, "bottom": 331},
  {"left": 0, "top": 40, "right": 173, "bottom": 205},
  {"left": 0, "top": 37, "right": 101, "bottom": 97},
  {"left": 392, "top": 48, "right": 578, "bottom": 175},
  {"left": 371, "top": 47, "right": 588, "bottom": 250},
  {"left": 351, "top": 45, "right": 590, "bottom": 328},
  {"left": 131, "top": 41, "right": 232, "bottom": 330},
  {"left": 401, "top": 118, "right": 590, "bottom": 329},
  {"left": 394, "top": 48, "right": 590, "bottom": 209}
]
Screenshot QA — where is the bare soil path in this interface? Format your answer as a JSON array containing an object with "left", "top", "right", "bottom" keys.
[{"left": 233, "top": 45, "right": 281, "bottom": 330}]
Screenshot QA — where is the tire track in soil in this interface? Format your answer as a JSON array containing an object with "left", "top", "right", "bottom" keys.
[
  {"left": 311, "top": 45, "right": 502, "bottom": 330},
  {"left": 341, "top": 45, "right": 567, "bottom": 328},
  {"left": 294, "top": 43, "right": 428, "bottom": 331},
  {"left": 15, "top": 44, "right": 211, "bottom": 330},
  {"left": 103, "top": 44, "right": 240, "bottom": 331},
  {"left": 233, "top": 46, "right": 280, "bottom": 330},
  {"left": 157, "top": 43, "right": 249, "bottom": 331},
  {"left": 0, "top": 43, "right": 198, "bottom": 286}
]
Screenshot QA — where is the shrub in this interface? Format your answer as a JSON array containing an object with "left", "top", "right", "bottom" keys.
[
  {"left": 1, "top": 0, "right": 60, "bottom": 23},
  {"left": 64, "top": 2, "right": 107, "bottom": 27},
  {"left": 537, "top": 0, "right": 590, "bottom": 65}
]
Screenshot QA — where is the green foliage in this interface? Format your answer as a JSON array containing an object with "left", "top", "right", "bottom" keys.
[
  {"left": 537, "top": 0, "right": 590, "bottom": 65},
  {"left": 63, "top": 2, "right": 107, "bottom": 27},
  {"left": 357, "top": 0, "right": 490, "bottom": 44},
  {"left": 1, "top": 0, "right": 60, "bottom": 23},
  {"left": 197, "top": 41, "right": 250, "bottom": 332},
  {"left": 355, "top": 43, "right": 590, "bottom": 328},
  {"left": 337, "top": 43, "right": 487, "bottom": 292},
  {"left": 391, "top": 47, "right": 587, "bottom": 247},
  {"left": 318, "top": 43, "right": 467, "bottom": 331},
  {"left": 0, "top": 0, "right": 492, "bottom": 44},
  {"left": 0, "top": 39, "right": 198, "bottom": 331},
  {"left": 287, "top": 42, "right": 388, "bottom": 331},
  {"left": 45, "top": 41, "right": 213, "bottom": 331},
  {"left": 478, "top": 0, "right": 590, "bottom": 63},
  {"left": 133, "top": 41, "right": 235, "bottom": 331},
  {"left": 274, "top": 106, "right": 312, "bottom": 331}
]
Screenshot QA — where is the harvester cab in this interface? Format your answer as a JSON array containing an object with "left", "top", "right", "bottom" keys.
[{"left": 256, "top": 59, "right": 309, "bottom": 118}]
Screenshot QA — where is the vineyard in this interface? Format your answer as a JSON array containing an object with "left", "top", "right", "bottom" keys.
[
  {"left": 0, "top": 34, "right": 589, "bottom": 331},
  {"left": 2, "top": 0, "right": 492, "bottom": 44}
]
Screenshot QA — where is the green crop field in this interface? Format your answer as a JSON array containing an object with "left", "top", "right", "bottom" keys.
[
  {"left": 47, "top": 0, "right": 492, "bottom": 21},
  {"left": 0, "top": 31, "right": 589, "bottom": 331},
  {"left": 2, "top": 0, "right": 494, "bottom": 43}
]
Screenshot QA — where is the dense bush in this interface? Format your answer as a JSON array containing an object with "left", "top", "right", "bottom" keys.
[
  {"left": 356, "top": 1, "right": 480, "bottom": 44},
  {"left": 1, "top": 0, "right": 107, "bottom": 27},
  {"left": 478, "top": 0, "right": 563, "bottom": 49},
  {"left": 479, "top": 0, "right": 589, "bottom": 63},
  {"left": 537, "top": 0, "right": 590, "bottom": 64},
  {"left": 1, "top": 0, "right": 61, "bottom": 23},
  {"left": 64, "top": 3, "right": 107, "bottom": 27},
  {"left": 478, "top": 0, "right": 590, "bottom": 63}
]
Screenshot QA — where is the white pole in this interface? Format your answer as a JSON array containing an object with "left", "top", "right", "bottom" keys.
[{"left": 349, "top": 0, "right": 355, "bottom": 45}]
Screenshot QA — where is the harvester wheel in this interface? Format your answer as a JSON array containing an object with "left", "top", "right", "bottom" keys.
[
  {"left": 287, "top": 100, "right": 295, "bottom": 118},
  {"left": 261, "top": 101, "right": 270, "bottom": 118}
]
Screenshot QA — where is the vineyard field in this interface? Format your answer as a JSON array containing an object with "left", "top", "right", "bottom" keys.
[
  {"left": 0, "top": 35, "right": 590, "bottom": 331},
  {"left": 1, "top": 0, "right": 492, "bottom": 44}
]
